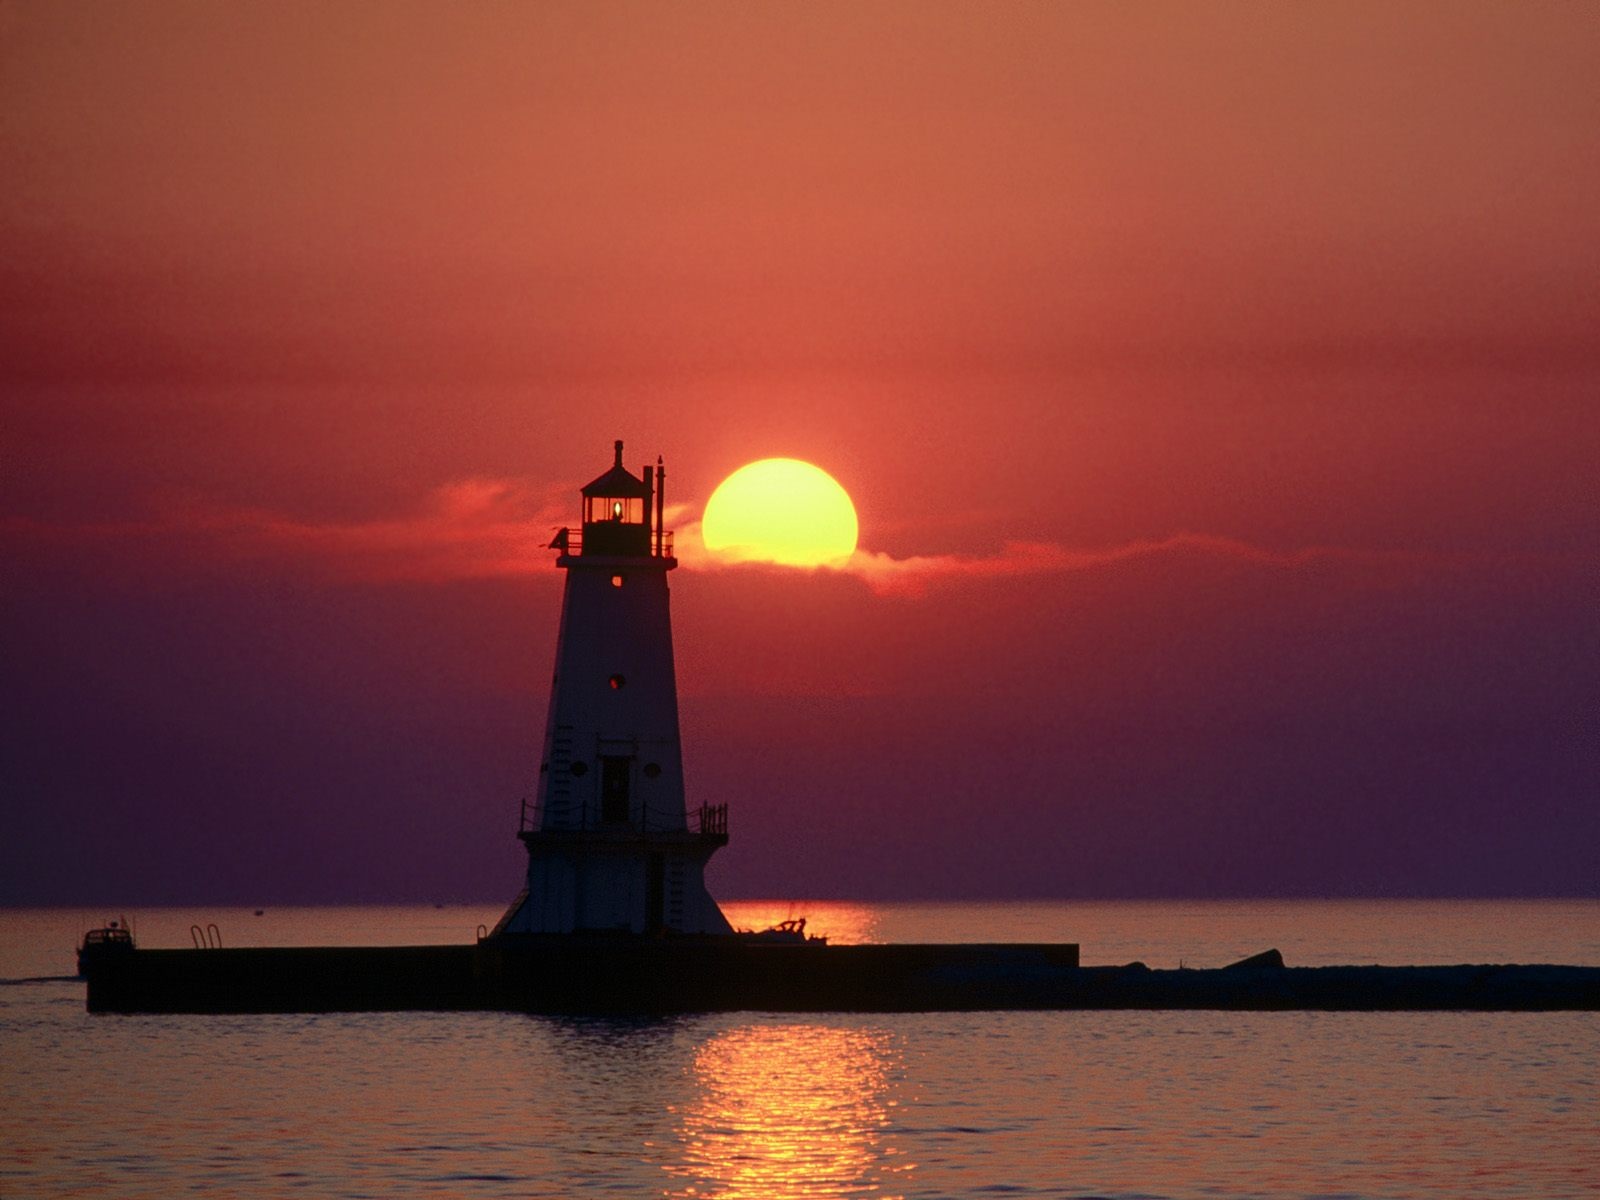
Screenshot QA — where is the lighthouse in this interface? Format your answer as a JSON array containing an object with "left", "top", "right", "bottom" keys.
[{"left": 495, "top": 442, "right": 733, "bottom": 936}]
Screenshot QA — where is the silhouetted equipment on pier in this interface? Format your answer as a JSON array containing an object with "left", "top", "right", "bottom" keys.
[{"left": 1223, "top": 947, "right": 1285, "bottom": 970}]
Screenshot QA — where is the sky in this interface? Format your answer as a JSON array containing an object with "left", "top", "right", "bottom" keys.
[{"left": 3, "top": 2, "right": 1597, "bottom": 905}]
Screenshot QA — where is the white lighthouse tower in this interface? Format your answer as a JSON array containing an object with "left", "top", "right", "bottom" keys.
[{"left": 495, "top": 442, "right": 733, "bottom": 936}]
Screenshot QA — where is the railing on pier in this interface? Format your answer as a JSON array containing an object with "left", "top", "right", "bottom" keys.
[{"left": 692, "top": 803, "right": 728, "bottom": 838}]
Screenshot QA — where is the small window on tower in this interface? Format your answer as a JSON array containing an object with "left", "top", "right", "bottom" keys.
[
  {"left": 569, "top": 761, "right": 588, "bottom": 777},
  {"left": 643, "top": 763, "right": 661, "bottom": 779},
  {"left": 609, "top": 674, "right": 626, "bottom": 690},
  {"left": 611, "top": 575, "right": 624, "bottom": 588}
]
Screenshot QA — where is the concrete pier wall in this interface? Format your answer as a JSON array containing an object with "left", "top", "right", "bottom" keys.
[{"left": 81, "top": 939, "right": 1600, "bottom": 1015}]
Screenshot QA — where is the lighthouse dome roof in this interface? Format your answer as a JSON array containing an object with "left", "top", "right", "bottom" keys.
[
  {"left": 581, "top": 464, "right": 650, "bottom": 498},
  {"left": 581, "top": 440, "right": 651, "bottom": 498}
]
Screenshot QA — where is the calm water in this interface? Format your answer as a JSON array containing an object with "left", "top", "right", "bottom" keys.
[{"left": 3, "top": 900, "right": 1597, "bottom": 1199}]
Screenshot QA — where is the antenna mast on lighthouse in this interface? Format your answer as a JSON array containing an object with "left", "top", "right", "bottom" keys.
[{"left": 494, "top": 441, "right": 732, "bottom": 936}]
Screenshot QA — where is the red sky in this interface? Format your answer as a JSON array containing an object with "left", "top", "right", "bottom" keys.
[{"left": 4, "top": 3, "right": 1596, "bottom": 903}]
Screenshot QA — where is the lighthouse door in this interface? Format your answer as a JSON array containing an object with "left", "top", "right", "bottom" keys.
[
  {"left": 647, "top": 854, "right": 665, "bottom": 932},
  {"left": 600, "top": 755, "right": 631, "bottom": 824}
]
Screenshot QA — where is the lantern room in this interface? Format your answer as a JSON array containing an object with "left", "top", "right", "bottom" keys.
[{"left": 579, "top": 440, "right": 657, "bottom": 557}]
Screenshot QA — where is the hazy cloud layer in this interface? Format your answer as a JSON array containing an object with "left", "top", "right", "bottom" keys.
[{"left": 5, "top": 483, "right": 1506, "bottom": 595}]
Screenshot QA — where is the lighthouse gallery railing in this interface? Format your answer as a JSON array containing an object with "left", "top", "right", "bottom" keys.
[
  {"left": 519, "top": 794, "right": 727, "bottom": 840},
  {"left": 548, "top": 528, "right": 674, "bottom": 558}
]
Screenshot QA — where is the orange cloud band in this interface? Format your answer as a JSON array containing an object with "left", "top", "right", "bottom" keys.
[{"left": 6, "top": 481, "right": 1554, "bottom": 593}]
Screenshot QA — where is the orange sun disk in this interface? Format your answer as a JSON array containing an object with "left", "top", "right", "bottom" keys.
[{"left": 701, "top": 459, "right": 859, "bottom": 568}]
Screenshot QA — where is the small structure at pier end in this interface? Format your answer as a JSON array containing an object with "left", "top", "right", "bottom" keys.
[{"left": 494, "top": 441, "right": 732, "bottom": 937}]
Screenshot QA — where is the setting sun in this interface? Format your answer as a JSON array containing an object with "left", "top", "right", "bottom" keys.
[{"left": 701, "top": 459, "right": 859, "bottom": 568}]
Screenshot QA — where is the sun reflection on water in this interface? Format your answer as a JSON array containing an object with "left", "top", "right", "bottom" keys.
[{"left": 662, "top": 1022, "right": 909, "bottom": 1199}]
